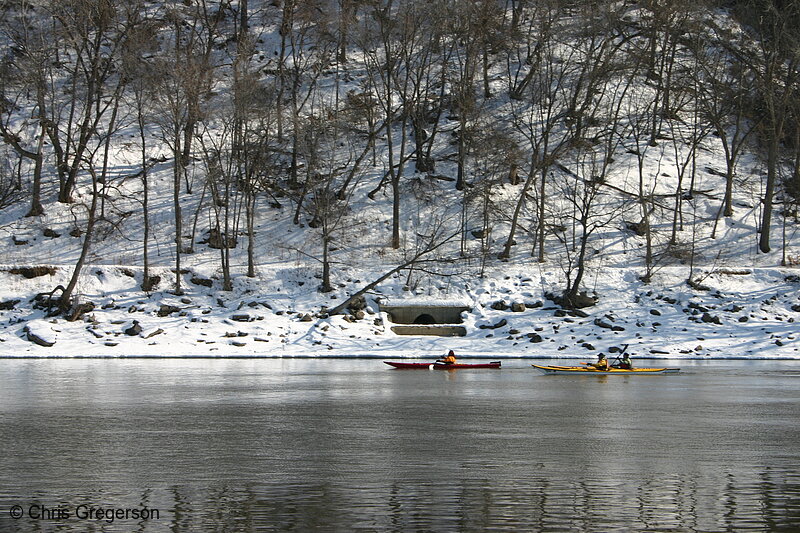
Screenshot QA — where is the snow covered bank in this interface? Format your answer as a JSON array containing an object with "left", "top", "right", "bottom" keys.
[{"left": 0, "top": 263, "right": 797, "bottom": 359}]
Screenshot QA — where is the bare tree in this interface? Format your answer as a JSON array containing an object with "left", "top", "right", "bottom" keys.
[
  {"left": 0, "top": 9, "right": 48, "bottom": 217},
  {"left": 745, "top": 1, "right": 800, "bottom": 254},
  {"left": 692, "top": 24, "right": 757, "bottom": 223},
  {"left": 121, "top": 9, "right": 161, "bottom": 291}
]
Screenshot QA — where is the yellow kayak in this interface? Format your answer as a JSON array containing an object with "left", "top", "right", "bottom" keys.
[{"left": 532, "top": 364, "right": 680, "bottom": 375}]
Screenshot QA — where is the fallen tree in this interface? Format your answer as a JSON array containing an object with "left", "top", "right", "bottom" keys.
[{"left": 326, "top": 229, "right": 460, "bottom": 316}]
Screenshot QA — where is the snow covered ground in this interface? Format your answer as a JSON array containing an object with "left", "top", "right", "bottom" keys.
[{"left": 0, "top": 260, "right": 797, "bottom": 359}]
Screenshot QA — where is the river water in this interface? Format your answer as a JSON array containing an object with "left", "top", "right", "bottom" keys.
[{"left": 0, "top": 358, "right": 798, "bottom": 532}]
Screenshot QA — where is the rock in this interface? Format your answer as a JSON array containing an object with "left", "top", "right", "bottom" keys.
[
  {"left": 738, "top": 316, "right": 749, "bottom": 322},
  {"left": 373, "top": 318, "right": 383, "bottom": 326},
  {"left": 68, "top": 302, "right": 95, "bottom": 322},
  {"left": 479, "top": 318, "right": 507, "bottom": 330},
  {"left": 190, "top": 276, "right": 213, "bottom": 287},
  {"left": 143, "top": 328, "right": 164, "bottom": 339},
  {"left": 511, "top": 302, "right": 526, "bottom": 312},
  {"left": 529, "top": 334, "right": 543, "bottom": 343},
  {"left": 299, "top": 313, "right": 313, "bottom": 322},
  {"left": 491, "top": 300, "right": 509, "bottom": 311},
  {"left": 231, "top": 314, "right": 255, "bottom": 322},
  {"left": 650, "top": 309, "right": 661, "bottom": 316},
  {"left": 594, "top": 318, "right": 613, "bottom": 329},
  {"left": 624, "top": 220, "right": 646, "bottom": 236},
  {"left": 701, "top": 312, "right": 722, "bottom": 325},
  {"left": 86, "top": 327, "right": 104, "bottom": 339},
  {"left": 568, "top": 292, "right": 598, "bottom": 309},
  {"left": 25, "top": 325, "right": 55, "bottom": 347},
  {"left": 525, "top": 301, "right": 544, "bottom": 309},
  {"left": 0, "top": 299, "right": 20, "bottom": 310},
  {"left": 157, "top": 305, "right": 181, "bottom": 317},
  {"left": 354, "top": 310, "right": 365, "bottom": 320},
  {"left": 348, "top": 296, "right": 367, "bottom": 312},
  {"left": 581, "top": 342, "right": 596, "bottom": 350},
  {"left": 124, "top": 321, "right": 142, "bottom": 336},
  {"left": 689, "top": 302, "right": 709, "bottom": 312},
  {"left": 230, "top": 341, "right": 247, "bottom": 347},
  {"left": 791, "top": 305, "right": 800, "bottom": 313},
  {"left": 201, "top": 228, "right": 237, "bottom": 249},
  {"left": 571, "top": 309, "right": 590, "bottom": 318}
]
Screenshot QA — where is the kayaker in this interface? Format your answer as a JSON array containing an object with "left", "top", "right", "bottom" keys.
[
  {"left": 591, "top": 353, "right": 610, "bottom": 371},
  {"left": 617, "top": 353, "right": 632, "bottom": 369},
  {"left": 439, "top": 350, "right": 457, "bottom": 365}
]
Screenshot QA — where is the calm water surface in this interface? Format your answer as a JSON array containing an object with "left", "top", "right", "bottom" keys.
[{"left": 0, "top": 358, "right": 798, "bottom": 532}]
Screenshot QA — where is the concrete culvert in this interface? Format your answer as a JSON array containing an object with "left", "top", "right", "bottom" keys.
[{"left": 414, "top": 313, "right": 436, "bottom": 325}]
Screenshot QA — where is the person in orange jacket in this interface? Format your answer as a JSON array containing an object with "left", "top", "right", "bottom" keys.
[{"left": 439, "top": 350, "right": 457, "bottom": 364}]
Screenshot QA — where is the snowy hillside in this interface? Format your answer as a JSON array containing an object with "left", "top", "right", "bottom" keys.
[{"left": 0, "top": 0, "right": 798, "bottom": 358}]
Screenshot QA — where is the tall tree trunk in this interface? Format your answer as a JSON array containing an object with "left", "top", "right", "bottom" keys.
[
  {"left": 58, "top": 176, "right": 98, "bottom": 313},
  {"left": 759, "top": 135, "right": 778, "bottom": 253},
  {"left": 173, "top": 131, "right": 184, "bottom": 295}
]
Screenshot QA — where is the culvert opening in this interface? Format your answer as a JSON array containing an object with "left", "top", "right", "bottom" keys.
[{"left": 414, "top": 314, "right": 436, "bottom": 325}]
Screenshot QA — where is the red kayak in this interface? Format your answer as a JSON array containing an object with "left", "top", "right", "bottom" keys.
[{"left": 384, "top": 361, "right": 501, "bottom": 369}]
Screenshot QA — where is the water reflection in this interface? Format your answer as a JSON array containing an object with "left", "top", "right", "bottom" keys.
[
  {"left": 1, "top": 359, "right": 799, "bottom": 531},
  {"left": 5, "top": 471, "right": 795, "bottom": 532}
]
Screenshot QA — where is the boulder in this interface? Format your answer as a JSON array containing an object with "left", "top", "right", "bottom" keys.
[
  {"left": 25, "top": 324, "right": 55, "bottom": 347},
  {"left": 491, "top": 301, "right": 509, "bottom": 311},
  {"left": 124, "top": 321, "right": 143, "bottom": 336},
  {"left": 157, "top": 304, "right": 181, "bottom": 317},
  {"left": 594, "top": 318, "right": 613, "bottom": 329},
  {"left": 348, "top": 296, "right": 367, "bottom": 312}
]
